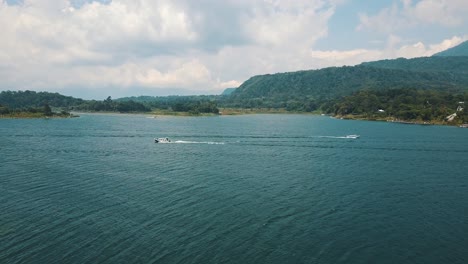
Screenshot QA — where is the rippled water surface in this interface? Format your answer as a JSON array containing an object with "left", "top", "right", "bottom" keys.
[{"left": 1, "top": 114, "right": 467, "bottom": 263}]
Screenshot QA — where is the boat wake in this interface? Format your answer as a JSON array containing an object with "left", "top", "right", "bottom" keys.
[
  {"left": 155, "top": 135, "right": 358, "bottom": 145},
  {"left": 317, "top": 135, "right": 360, "bottom": 139},
  {"left": 173, "top": 140, "right": 225, "bottom": 145}
]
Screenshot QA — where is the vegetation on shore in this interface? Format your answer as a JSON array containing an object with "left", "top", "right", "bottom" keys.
[
  {"left": 227, "top": 56, "right": 468, "bottom": 109},
  {"left": 0, "top": 102, "right": 76, "bottom": 118},
  {"left": 1, "top": 45, "right": 468, "bottom": 125},
  {"left": 116, "top": 95, "right": 219, "bottom": 115},
  {"left": 0, "top": 92, "right": 220, "bottom": 116},
  {"left": 1, "top": 88, "right": 466, "bottom": 125},
  {"left": 324, "top": 88, "right": 467, "bottom": 125}
]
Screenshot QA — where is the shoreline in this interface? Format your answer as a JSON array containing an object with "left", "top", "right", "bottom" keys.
[
  {"left": 0, "top": 113, "right": 79, "bottom": 119},
  {"left": 335, "top": 114, "right": 465, "bottom": 127},
  {"left": 3, "top": 110, "right": 465, "bottom": 127}
]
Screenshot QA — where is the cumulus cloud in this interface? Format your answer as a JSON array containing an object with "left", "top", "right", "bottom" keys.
[
  {"left": 358, "top": 0, "right": 468, "bottom": 33},
  {"left": 0, "top": 0, "right": 342, "bottom": 96},
  {"left": 357, "top": 2, "right": 406, "bottom": 33},
  {"left": 245, "top": 0, "right": 333, "bottom": 47},
  {"left": 407, "top": 0, "right": 468, "bottom": 26},
  {"left": 0, "top": 0, "right": 466, "bottom": 98},
  {"left": 392, "top": 35, "right": 468, "bottom": 58},
  {"left": 309, "top": 49, "right": 382, "bottom": 67},
  {"left": 307, "top": 35, "right": 468, "bottom": 68}
]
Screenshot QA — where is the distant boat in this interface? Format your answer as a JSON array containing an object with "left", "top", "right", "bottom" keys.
[
  {"left": 460, "top": 124, "right": 468, "bottom": 128},
  {"left": 346, "top": 135, "right": 360, "bottom": 139},
  {"left": 154, "top": 137, "right": 171, "bottom": 143}
]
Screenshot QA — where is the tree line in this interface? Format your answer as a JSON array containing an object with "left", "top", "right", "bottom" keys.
[
  {"left": 0, "top": 91, "right": 220, "bottom": 115},
  {"left": 323, "top": 88, "right": 467, "bottom": 123}
]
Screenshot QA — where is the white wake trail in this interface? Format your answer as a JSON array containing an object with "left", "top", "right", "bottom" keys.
[{"left": 173, "top": 140, "right": 225, "bottom": 145}]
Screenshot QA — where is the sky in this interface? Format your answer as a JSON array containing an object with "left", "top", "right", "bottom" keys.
[{"left": 1, "top": 0, "right": 467, "bottom": 99}]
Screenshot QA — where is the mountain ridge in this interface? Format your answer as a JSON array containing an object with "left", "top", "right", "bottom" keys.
[
  {"left": 433, "top": 41, "right": 468, "bottom": 57},
  {"left": 229, "top": 56, "right": 468, "bottom": 103}
]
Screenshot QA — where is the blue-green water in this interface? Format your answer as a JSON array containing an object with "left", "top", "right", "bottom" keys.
[{"left": 1, "top": 114, "right": 467, "bottom": 263}]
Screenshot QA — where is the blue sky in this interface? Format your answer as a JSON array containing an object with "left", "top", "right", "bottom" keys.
[{"left": 1, "top": 0, "right": 467, "bottom": 99}]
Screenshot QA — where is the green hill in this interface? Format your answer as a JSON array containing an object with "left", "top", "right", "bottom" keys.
[
  {"left": 360, "top": 56, "right": 468, "bottom": 73},
  {"left": 433, "top": 41, "right": 468, "bottom": 57},
  {"left": 229, "top": 58, "right": 468, "bottom": 103},
  {"left": 224, "top": 55, "right": 468, "bottom": 113},
  {"left": 0, "top": 91, "right": 152, "bottom": 114},
  {"left": 0, "top": 90, "right": 84, "bottom": 109},
  {"left": 221, "top": 88, "right": 237, "bottom": 95}
]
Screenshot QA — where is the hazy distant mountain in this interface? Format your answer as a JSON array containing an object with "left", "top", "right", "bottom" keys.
[
  {"left": 221, "top": 88, "right": 237, "bottom": 95},
  {"left": 433, "top": 41, "right": 468, "bottom": 57}
]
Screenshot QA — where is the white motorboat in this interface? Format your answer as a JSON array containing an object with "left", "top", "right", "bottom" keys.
[
  {"left": 154, "top": 137, "right": 171, "bottom": 143},
  {"left": 345, "top": 135, "right": 360, "bottom": 139}
]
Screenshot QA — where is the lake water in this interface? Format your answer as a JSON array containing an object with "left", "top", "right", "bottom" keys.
[{"left": 1, "top": 114, "right": 467, "bottom": 263}]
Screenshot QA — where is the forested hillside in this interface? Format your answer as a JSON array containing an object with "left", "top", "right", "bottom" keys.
[
  {"left": 0, "top": 90, "right": 84, "bottom": 109},
  {"left": 324, "top": 88, "right": 467, "bottom": 124},
  {"left": 2, "top": 42, "right": 468, "bottom": 122},
  {"left": 227, "top": 59, "right": 468, "bottom": 108},
  {"left": 0, "top": 92, "right": 150, "bottom": 113},
  {"left": 72, "top": 96, "right": 150, "bottom": 113},
  {"left": 433, "top": 41, "right": 468, "bottom": 57},
  {"left": 361, "top": 56, "right": 468, "bottom": 73},
  {"left": 221, "top": 88, "right": 237, "bottom": 95}
]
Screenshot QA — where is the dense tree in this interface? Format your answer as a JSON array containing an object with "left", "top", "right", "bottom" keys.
[
  {"left": 0, "top": 90, "right": 84, "bottom": 109},
  {"left": 73, "top": 98, "right": 150, "bottom": 113},
  {"left": 224, "top": 56, "right": 468, "bottom": 110},
  {"left": 0, "top": 104, "right": 10, "bottom": 114},
  {"left": 325, "top": 89, "right": 467, "bottom": 123},
  {"left": 117, "top": 95, "right": 220, "bottom": 114},
  {"left": 43, "top": 103, "right": 52, "bottom": 116},
  {"left": 1, "top": 56, "right": 467, "bottom": 122}
]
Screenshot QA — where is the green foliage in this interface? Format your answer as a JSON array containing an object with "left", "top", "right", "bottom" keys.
[
  {"left": 0, "top": 102, "right": 71, "bottom": 118},
  {"left": 233, "top": 60, "right": 466, "bottom": 99},
  {"left": 0, "top": 104, "right": 10, "bottom": 114},
  {"left": 0, "top": 90, "right": 84, "bottom": 110},
  {"left": 73, "top": 97, "right": 151, "bottom": 113},
  {"left": 2, "top": 55, "right": 467, "bottom": 121},
  {"left": 117, "top": 95, "right": 220, "bottom": 114},
  {"left": 223, "top": 56, "right": 468, "bottom": 113},
  {"left": 361, "top": 56, "right": 468, "bottom": 73},
  {"left": 325, "top": 88, "right": 467, "bottom": 123},
  {"left": 221, "top": 88, "right": 237, "bottom": 96},
  {"left": 43, "top": 103, "right": 53, "bottom": 116},
  {"left": 0, "top": 91, "right": 150, "bottom": 114}
]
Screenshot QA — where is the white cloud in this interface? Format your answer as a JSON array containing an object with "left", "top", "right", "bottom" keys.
[
  {"left": 306, "top": 35, "right": 468, "bottom": 68},
  {"left": 358, "top": 0, "right": 468, "bottom": 33},
  {"left": 393, "top": 35, "right": 468, "bottom": 57},
  {"left": 309, "top": 49, "right": 382, "bottom": 66},
  {"left": 407, "top": 0, "right": 468, "bottom": 26},
  {"left": 0, "top": 0, "right": 342, "bottom": 96},
  {"left": 357, "top": 2, "right": 406, "bottom": 33},
  {"left": 0, "top": 0, "right": 466, "bottom": 98},
  {"left": 245, "top": 0, "right": 333, "bottom": 47}
]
